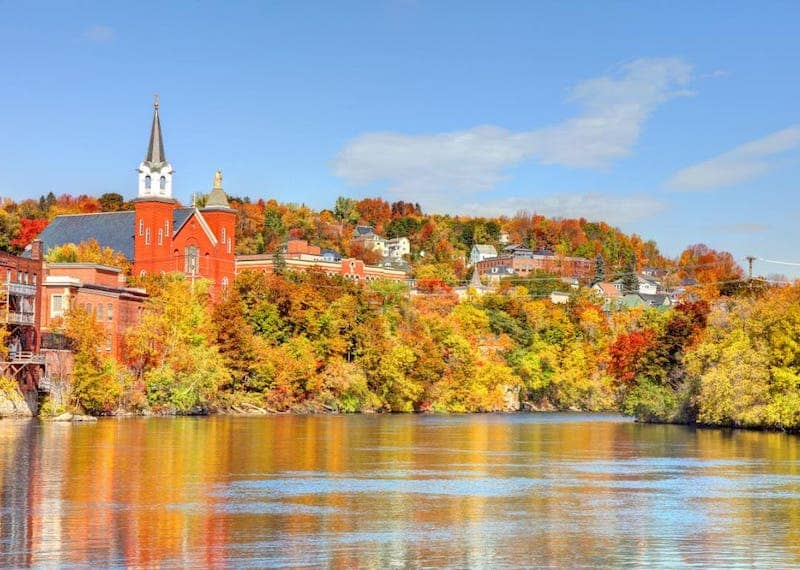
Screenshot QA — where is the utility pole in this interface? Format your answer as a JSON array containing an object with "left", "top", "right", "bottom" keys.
[{"left": 746, "top": 256, "right": 756, "bottom": 280}]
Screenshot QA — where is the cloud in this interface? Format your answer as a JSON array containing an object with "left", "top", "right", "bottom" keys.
[
  {"left": 706, "top": 222, "right": 769, "bottom": 234},
  {"left": 334, "top": 58, "right": 692, "bottom": 201},
  {"left": 668, "top": 125, "right": 800, "bottom": 190},
  {"left": 84, "top": 25, "right": 116, "bottom": 43},
  {"left": 456, "top": 192, "right": 666, "bottom": 225}
]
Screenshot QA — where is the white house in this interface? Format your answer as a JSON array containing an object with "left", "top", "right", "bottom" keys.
[
  {"left": 470, "top": 244, "right": 497, "bottom": 265},
  {"left": 386, "top": 237, "right": 410, "bottom": 258}
]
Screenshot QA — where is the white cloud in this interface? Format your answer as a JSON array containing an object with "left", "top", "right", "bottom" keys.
[
  {"left": 333, "top": 58, "right": 692, "bottom": 200},
  {"left": 668, "top": 125, "right": 800, "bottom": 190},
  {"left": 84, "top": 25, "right": 116, "bottom": 43},
  {"left": 456, "top": 192, "right": 666, "bottom": 226}
]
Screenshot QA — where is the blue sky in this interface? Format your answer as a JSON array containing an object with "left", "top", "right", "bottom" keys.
[{"left": 1, "top": 1, "right": 799, "bottom": 275}]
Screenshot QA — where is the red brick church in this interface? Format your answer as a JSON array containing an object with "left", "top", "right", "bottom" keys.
[{"left": 35, "top": 99, "right": 236, "bottom": 295}]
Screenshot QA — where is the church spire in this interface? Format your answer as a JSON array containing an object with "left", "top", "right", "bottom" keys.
[
  {"left": 144, "top": 94, "right": 166, "bottom": 166},
  {"left": 137, "top": 95, "right": 174, "bottom": 199}
]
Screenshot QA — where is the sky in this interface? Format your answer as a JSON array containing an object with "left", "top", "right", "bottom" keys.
[{"left": 1, "top": 1, "right": 799, "bottom": 276}]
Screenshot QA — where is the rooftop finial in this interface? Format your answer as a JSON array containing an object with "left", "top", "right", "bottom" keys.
[{"left": 154, "top": 92, "right": 159, "bottom": 109}]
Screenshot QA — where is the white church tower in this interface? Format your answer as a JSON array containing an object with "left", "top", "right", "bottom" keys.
[{"left": 137, "top": 96, "right": 174, "bottom": 199}]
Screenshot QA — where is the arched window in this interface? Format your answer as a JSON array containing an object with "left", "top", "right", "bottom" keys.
[
  {"left": 221, "top": 227, "right": 226, "bottom": 242},
  {"left": 145, "top": 228, "right": 151, "bottom": 245},
  {"left": 184, "top": 245, "right": 199, "bottom": 274},
  {"left": 144, "top": 175, "right": 151, "bottom": 190},
  {"left": 97, "top": 304, "right": 103, "bottom": 321},
  {"left": 139, "top": 270, "right": 147, "bottom": 277},
  {"left": 158, "top": 229, "right": 163, "bottom": 245},
  {"left": 139, "top": 219, "right": 144, "bottom": 236},
  {"left": 227, "top": 238, "right": 231, "bottom": 254},
  {"left": 221, "top": 276, "right": 229, "bottom": 292},
  {"left": 159, "top": 176, "right": 166, "bottom": 190},
  {"left": 165, "top": 219, "right": 170, "bottom": 235}
]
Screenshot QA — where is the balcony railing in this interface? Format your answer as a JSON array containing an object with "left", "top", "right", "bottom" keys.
[
  {"left": 8, "top": 312, "right": 35, "bottom": 325},
  {"left": 5, "top": 282, "right": 37, "bottom": 297}
]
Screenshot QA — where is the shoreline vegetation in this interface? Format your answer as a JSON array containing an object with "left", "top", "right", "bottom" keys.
[
  {"left": 2, "top": 269, "right": 797, "bottom": 434},
  {"left": 0, "top": 194, "right": 797, "bottom": 432}
]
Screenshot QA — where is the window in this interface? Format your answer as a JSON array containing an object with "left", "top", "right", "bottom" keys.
[
  {"left": 86, "top": 302, "right": 92, "bottom": 316},
  {"left": 51, "top": 295, "right": 64, "bottom": 318},
  {"left": 221, "top": 276, "right": 229, "bottom": 293},
  {"left": 145, "top": 228, "right": 151, "bottom": 245},
  {"left": 227, "top": 238, "right": 231, "bottom": 254},
  {"left": 139, "top": 219, "right": 144, "bottom": 236},
  {"left": 32, "top": 274, "right": 36, "bottom": 286},
  {"left": 158, "top": 229, "right": 163, "bottom": 245},
  {"left": 105, "top": 335, "right": 112, "bottom": 352},
  {"left": 139, "top": 270, "right": 147, "bottom": 277},
  {"left": 184, "top": 245, "right": 199, "bottom": 274},
  {"left": 221, "top": 227, "right": 226, "bottom": 242},
  {"left": 160, "top": 176, "right": 166, "bottom": 190},
  {"left": 107, "top": 303, "right": 113, "bottom": 322},
  {"left": 145, "top": 175, "right": 151, "bottom": 190},
  {"left": 165, "top": 219, "right": 170, "bottom": 235},
  {"left": 97, "top": 304, "right": 104, "bottom": 321},
  {"left": 5, "top": 269, "right": 9, "bottom": 283}
]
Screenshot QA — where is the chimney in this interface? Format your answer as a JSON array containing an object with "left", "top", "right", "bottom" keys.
[{"left": 30, "top": 239, "right": 43, "bottom": 261}]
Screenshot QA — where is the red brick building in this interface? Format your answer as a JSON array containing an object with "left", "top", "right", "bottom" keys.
[{"left": 34, "top": 99, "right": 236, "bottom": 296}]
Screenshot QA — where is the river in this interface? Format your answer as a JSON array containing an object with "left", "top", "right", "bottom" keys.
[{"left": 1, "top": 414, "right": 799, "bottom": 568}]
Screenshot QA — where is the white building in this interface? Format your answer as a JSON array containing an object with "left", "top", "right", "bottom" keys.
[
  {"left": 469, "top": 244, "right": 497, "bottom": 266},
  {"left": 386, "top": 237, "right": 410, "bottom": 258}
]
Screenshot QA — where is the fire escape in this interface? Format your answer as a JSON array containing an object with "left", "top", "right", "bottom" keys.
[{"left": 1, "top": 279, "right": 48, "bottom": 391}]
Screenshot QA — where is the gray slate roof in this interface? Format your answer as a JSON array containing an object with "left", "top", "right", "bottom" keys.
[{"left": 33, "top": 208, "right": 195, "bottom": 260}]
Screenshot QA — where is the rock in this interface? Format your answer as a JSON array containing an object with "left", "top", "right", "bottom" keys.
[
  {"left": 72, "top": 415, "right": 98, "bottom": 422},
  {"left": 53, "top": 412, "right": 74, "bottom": 422},
  {"left": 0, "top": 384, "right": 34, "bottom": 418}
]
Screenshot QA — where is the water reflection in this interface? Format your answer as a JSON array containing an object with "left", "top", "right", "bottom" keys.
[{"left": 1, "top": 415, "right": 799, "bottom": 568}]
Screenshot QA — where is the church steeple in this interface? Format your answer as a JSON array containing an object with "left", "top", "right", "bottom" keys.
[
  {"left": 137, "top": 95, "right": 174, "bottom": 200},
  {"left": 145, "top": 95, "right": 166, "bottom": 167}
]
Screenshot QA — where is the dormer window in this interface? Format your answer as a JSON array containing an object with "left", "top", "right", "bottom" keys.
[{"left": 145, "top": 175, "right": 152, "bottom": 190}]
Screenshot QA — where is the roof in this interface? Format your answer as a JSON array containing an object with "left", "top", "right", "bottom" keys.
[
  {"left": 35, "top": 212, "right": 136, "bottom": 260},
  {"left": 33, "top": 207, "right": 196, "bottom": 260},
  {"left": 203, "top": 169, "right": 233, "bottom": 211},
  {"left": 593, "top": 282, "right": 621, "bottom": 298},
  {"left": 354, "top": 225, "right": 375, "bottom": 236},
  {"left": 640, "top": 293, "right": 671, "bottom": 306},
  {"left": 145, "top": 98, "right": 167, "bottom": 167},
  {"left": 472, "top": 244, "right": 497, "bottom": 255}
]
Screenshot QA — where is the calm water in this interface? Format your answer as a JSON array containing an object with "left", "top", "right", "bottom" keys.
[{"left": 1, "top": 414, "right": 800, "bottom": 569}]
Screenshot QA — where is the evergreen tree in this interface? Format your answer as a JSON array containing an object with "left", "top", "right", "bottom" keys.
[{"left": 594, "top": 254, "right": 605, "bottom": 284}]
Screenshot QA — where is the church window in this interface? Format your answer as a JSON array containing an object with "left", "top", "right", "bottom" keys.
[
  {"left": 184, "top": 245, "right": 199, "bottom": 274},
  {"left": 160, "top": 176, "right": 166, "bottom": 190},
  {"left": 5, "top": 269, "right": 10, "bottom": 283},
  {"left": 139, "top": 270, "right": 147, "bottom": 277},
  {"left": 139, "top": 219, "right": 144, "bottom": 236},
  {"left": 165, "top": 219, "right": 170, "bottom": 235},
  {"left": 145, "top": 228, "right": 151, "bottom": 245},
  {"left": 227, "top": 238, "right": 231, "bottom": 254},
  {"left": 107, "top": 304, "right": 113, "bottom": 321},
  {"left": 158, "top": 229, "right": 163, "bottom": 245},
  {"left": 145, "top": 175, "right": 151, "bottom": 190},
  {"left": 97, "top": 304, "right": 103, "bottom": 321},
  {"left": 222, "top": 276, "right": 229, "bottom": 293},
  {"left": 221, "top": 227, "right": 226, "bottom": 242}
]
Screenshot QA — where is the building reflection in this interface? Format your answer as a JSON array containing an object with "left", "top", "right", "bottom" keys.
[{"left": 1, "top": 415, "right": 800, "bottom": 567}]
